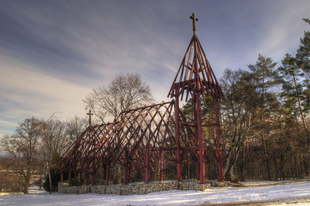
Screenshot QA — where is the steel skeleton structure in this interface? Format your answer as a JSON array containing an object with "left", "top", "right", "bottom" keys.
[
  {"left": 58, "top": 13, "right": 224, "bottom": 185},
  {"left": 60, "top": 101, "right": 199, "bottom": 185}
]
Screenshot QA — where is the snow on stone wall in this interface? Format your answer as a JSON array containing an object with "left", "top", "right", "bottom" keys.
[{"left": 58, "top": 180, "right": 211, "bottom": 195}]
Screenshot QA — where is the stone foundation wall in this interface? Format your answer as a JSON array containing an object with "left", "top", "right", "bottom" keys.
[{"left": 58, "top": 180, "right": 212, "bottom": 195}]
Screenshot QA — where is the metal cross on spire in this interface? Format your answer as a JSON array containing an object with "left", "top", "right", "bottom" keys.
[
  {"left": 190, "top": 13, "right": 198, "bottom": 35},
  {"left": 87, "top": 110, "right": 93, "bottom": 126}
]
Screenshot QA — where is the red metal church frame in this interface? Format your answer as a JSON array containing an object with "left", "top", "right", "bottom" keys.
[{"left": 57, "top": 13, "right": 224, "bottom": 186}]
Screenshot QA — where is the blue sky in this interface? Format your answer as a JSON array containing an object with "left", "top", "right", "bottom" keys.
[{"left": 1, "top": 0, "right": 309, "bottom": 137}]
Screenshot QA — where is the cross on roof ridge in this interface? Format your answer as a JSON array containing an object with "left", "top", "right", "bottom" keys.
[
  {"left": 190, "top": 13, "right": 198, "bottom": 35},
  {"left": 87, "top": 110, "right": 93, "bottom": 126}
]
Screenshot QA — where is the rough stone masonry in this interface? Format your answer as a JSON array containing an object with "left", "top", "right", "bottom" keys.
[{"left": 57, "top": 180, "right": 224, "bottom": 195}]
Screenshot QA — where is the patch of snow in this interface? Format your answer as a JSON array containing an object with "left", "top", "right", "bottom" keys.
[
  {"left": 0, "top": 181, "right": 309, "bottom": 206},
  {"left": 28, "top": 185, "right": 41, "bottom": 190}
]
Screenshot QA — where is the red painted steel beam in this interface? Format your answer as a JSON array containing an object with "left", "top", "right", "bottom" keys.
[
  {"left": 144, "top": 147, "right": 149, "bottom": 183},
  {"left": 175, "top": 96, "right": 183, "bottom": 182}
]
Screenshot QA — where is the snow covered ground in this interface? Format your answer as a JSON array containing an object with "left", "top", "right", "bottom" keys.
[{"left": 0, "top": 180, "right": 309, "bottom": 206}]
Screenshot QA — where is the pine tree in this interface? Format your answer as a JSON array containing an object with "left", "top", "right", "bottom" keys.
[
  {"left": 278, "top": 56, "right": 309, "bottom": 141},
  {"left": 297, "top": 18, "right": 310, "bottom": 78},
  {"left": 248, "top": 54, "right": 278, "bottom": 180}
]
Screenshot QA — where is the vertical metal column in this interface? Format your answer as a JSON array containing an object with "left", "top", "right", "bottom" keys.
[
  {"left": 129, "top": 163, "right": 133, "bottom": 183},
  {"left": 61, "top": 170, "right": 63, "bottom": 182},
  {"left": 60, "top": 159, "right": 64, "bottom": 182},
  {"left": 79, "top": 159, "right": 83, "bottom": 186},
  {"left": 106, "top": 165, "right": 110, "bottom": 185},
  {"left": 123, "top": 165, "right": 128, "bottom": 185},
  {"left": 175, "top": 96, "right": 183, "bottom": 182},
  {"left": 194, "top": 100, "right": 200, "bottom": 181},
  {"left": 144, "top": 147, "right": 149, "bottom": 183},
  {"left": 196, "top": 93, "right": 205, "bottom": 184},
  {"left": 160, "top": 147, "right": 164, "bottom": 181},
  {"left": 69, "top": 169, "right": 72, "bottom": 186},
  {"left": 92, "top": 157, "right": 96, "bottom": 185},
  {"left": 123, "top": 149, "right": 128, "bottom": 185},
  {"left": 79, "top": 172, "right": 83, "bottom": 186},
  {"left": 106, "top": 145, "right": 111, "bottom": 185}
]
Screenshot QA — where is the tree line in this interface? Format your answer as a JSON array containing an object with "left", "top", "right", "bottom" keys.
[{"left": 221, "top": 18, "right": 309, "bottom": 181}]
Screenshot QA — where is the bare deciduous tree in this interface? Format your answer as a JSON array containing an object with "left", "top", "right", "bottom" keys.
[
  {"left": 40, "top": 119, "right": 69, "bottom": 192},
  {"left": 66, "top": 116, "right": 88, "bottom": 141},
  {"left": 0, "top": 115, "right": 75, "bottom": 193},
  {"left": 83, "top": 73, "right": 154, "bottom": 122},
  {"left": 0, "top": 117, "right": 41, "bottom": 194}
]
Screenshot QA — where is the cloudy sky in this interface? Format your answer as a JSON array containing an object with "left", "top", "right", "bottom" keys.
[{"left": 1, "top": 0, "right": 309, "bottom": 137}]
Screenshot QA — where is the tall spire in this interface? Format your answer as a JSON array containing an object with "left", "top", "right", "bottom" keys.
[
  {"left": 167, "top": 13, "right": 223, "bottom": 102},
  {"left": 168, "top": 13, "right": 224, "bottom": 184}
]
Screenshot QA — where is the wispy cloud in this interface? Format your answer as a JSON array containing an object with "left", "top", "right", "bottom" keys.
[
  {"left": 257, "top": 2, "right": 309, "bottom": 62},
  {"left": 0, "top": 56, "right": 91, "bottom": 133}
]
